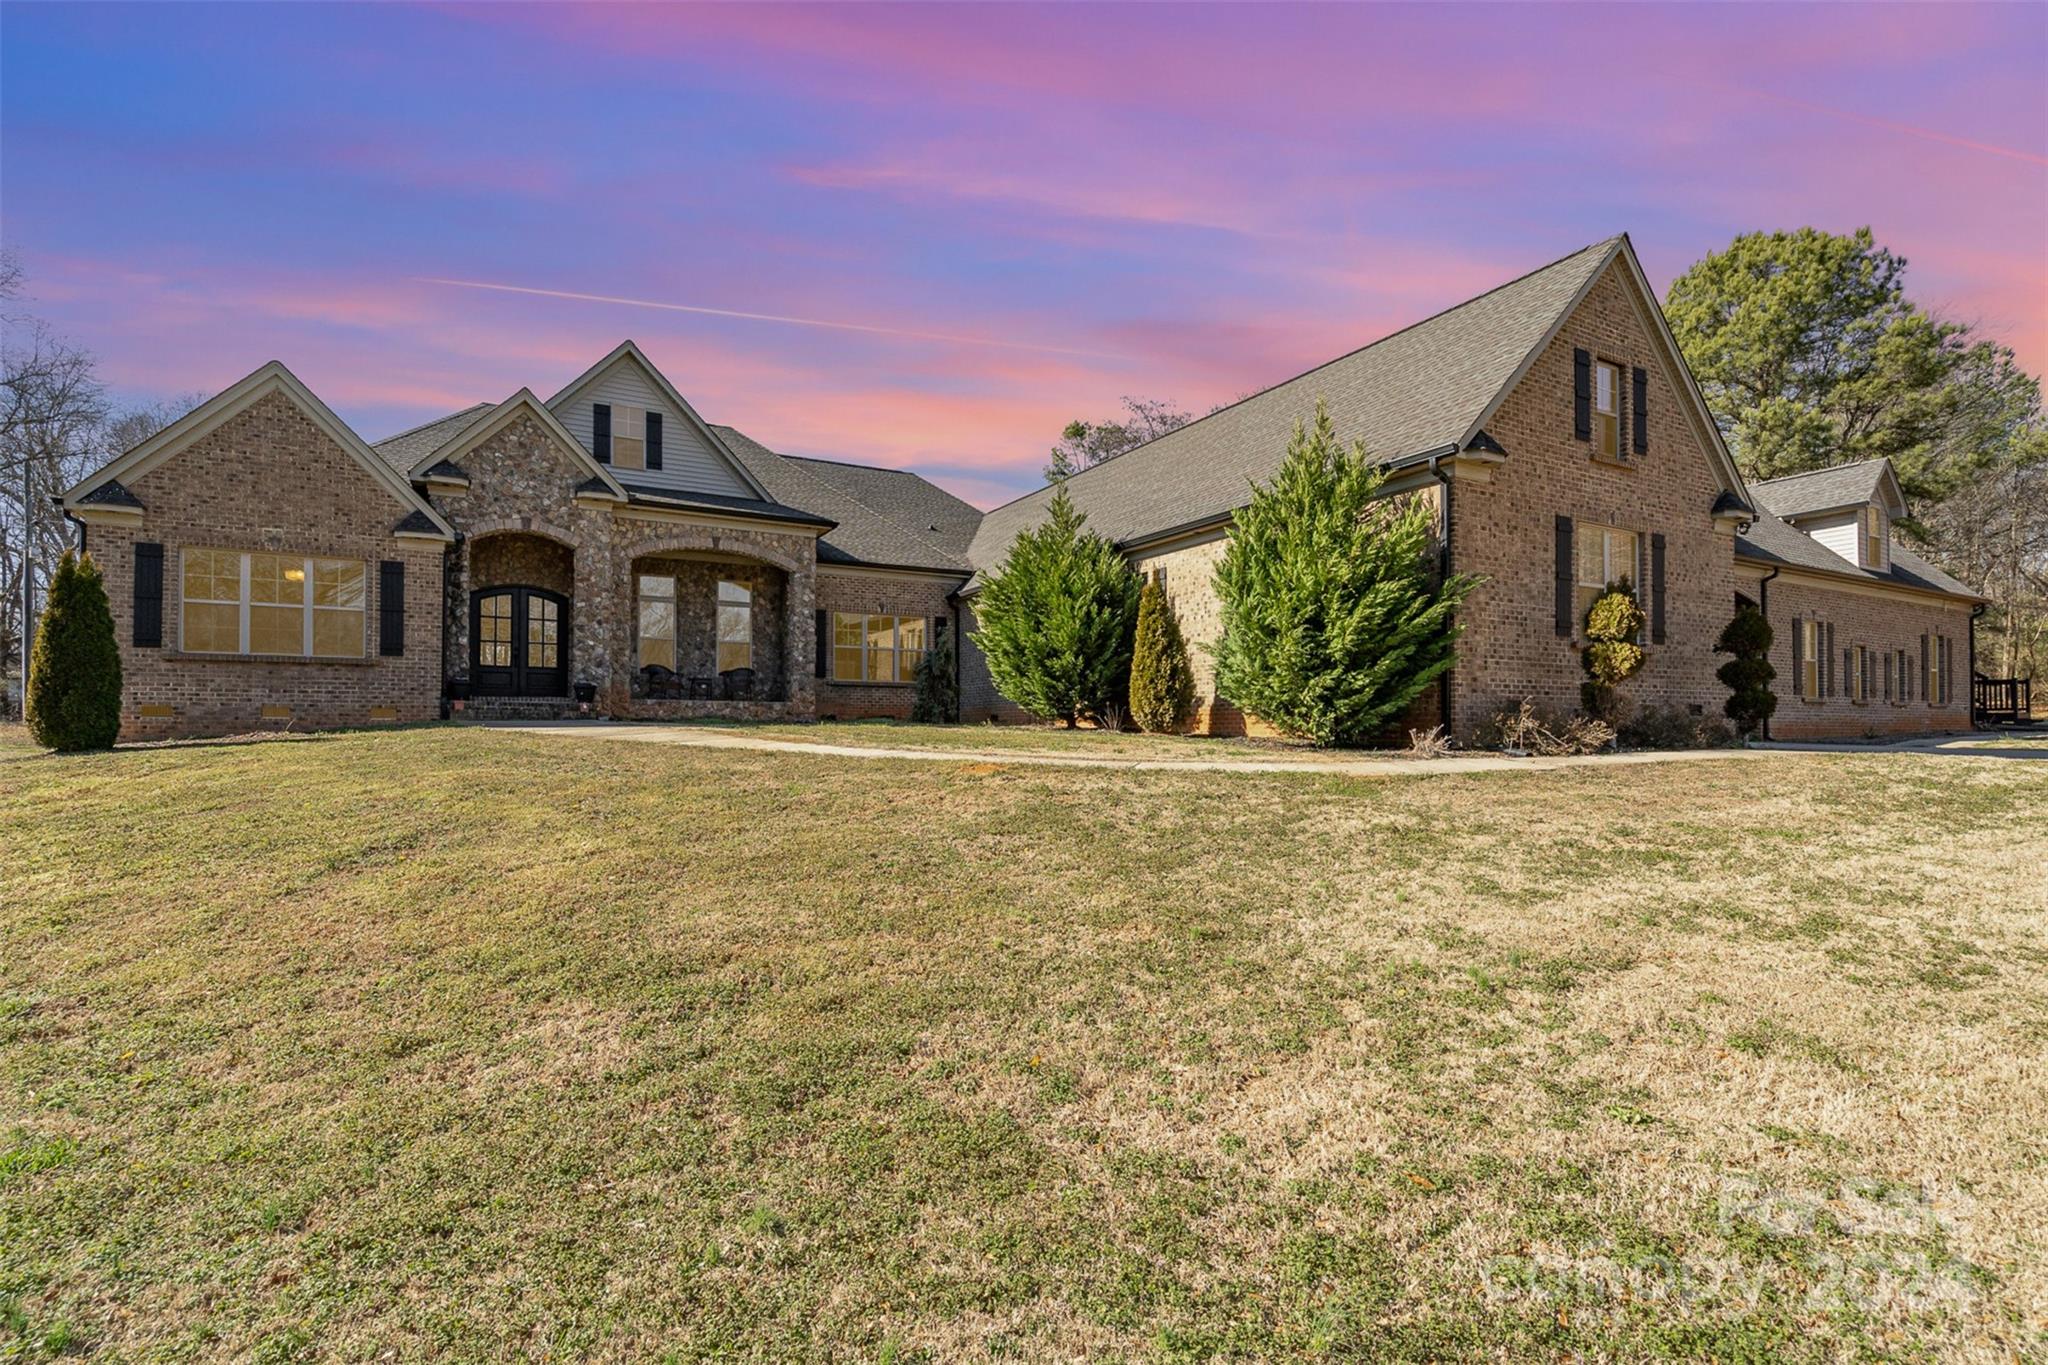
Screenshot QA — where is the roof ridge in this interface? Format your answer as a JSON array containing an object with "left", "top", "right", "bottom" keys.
[
  {"left": 972, "top": 234, "right": 1625, "bottom": 521},
  {"left": 1748, "top": 456, "right": 1890, "bottom": 488},
  {"left": 371, "top": 401, "right": 491, "bottom": 449},
  {"left": 719, "top": 426, "right": 965, "bottom": 567}
]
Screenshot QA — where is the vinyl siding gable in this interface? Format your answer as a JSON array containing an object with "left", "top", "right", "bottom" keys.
[{"left": 551, "top": 355, "right": 755, "bottom": 499}]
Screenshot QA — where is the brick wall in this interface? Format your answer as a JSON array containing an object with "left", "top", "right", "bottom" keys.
[
  {"left": 1761, "top": 575, "right": 1972, "bottom": 739},
  {"left": 91, "top": 389, "right": 444, "bottom": 738},
  {"left": 1448, "top": 261, "right": 1741, "bottom": 740},
  {"left": 816, "top": 570, "right": 963, "bottom": 719}
]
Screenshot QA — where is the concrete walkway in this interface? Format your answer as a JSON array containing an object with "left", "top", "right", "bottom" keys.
[{"left": 485, "top": 721, "right": 2045, "bottom": 776}]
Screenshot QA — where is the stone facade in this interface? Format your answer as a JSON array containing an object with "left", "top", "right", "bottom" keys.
[
  {"left": 633, "top": 555, "right": 790, "bottom": 702},
  {"left": 1755, "top": 574, "right": 1972, "bottom": 739},
  {"left": 816, "top": 569, "right": 964, "bottom": 720},
  {"left": 428, "top": 408, "right": 823, "bottom": 717},
  {"left": 88, "top": 390, "right": 444, "bottom": 739}
]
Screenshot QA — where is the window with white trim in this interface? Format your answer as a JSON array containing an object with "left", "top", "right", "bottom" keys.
[
  {"left": 1800, "top": 620, "right": 1821, "bottom": 701},
  {"left": 612, "top": 405, "right": 647, "bottom": 470},
  {"left": 181, "top": 549, "right": 364, "bottom": 657},
  {"left": 717, "top": 580, "right": 752, "bottom": 672},
  {"left": 1573, "top": 523, "right": 1638, "bottom": 629},
  {"left": 1928, "top": 634, "right": 1942, "bottom": 706},
  {"left": 830, "top": 612, "right": 926, "bottom": 683},
  {"left": 1850, "top": 644, "right": 1869, "bottom": 703},
  {"left": 1593, "top": 360, "right": 1621, "bottom": 459},
  {"left": 1862, "top": 507, "right": 1885, "bottom": 569},
  {"left": 637, "top": 574, "right": 675, "bottom": 670}
]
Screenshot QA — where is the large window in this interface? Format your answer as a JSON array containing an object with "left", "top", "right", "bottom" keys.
[
  {"left": 1593, "top": 360, "right": 1621, "bottom": 458},
  {"left": 181, "top": 549, "right": 364, "bottom": 657},
  {"left": 638, "top": 574, "right": 675, "bottom": 670},
  {"left": 1573, "top": 523, "right": 1638, "bottom": 629},
  {"left": 717, "top": 580, "right": 752, "bottom": 672},
  {"left": 830, "top": 612, "right": 926, "bottom": 683}
]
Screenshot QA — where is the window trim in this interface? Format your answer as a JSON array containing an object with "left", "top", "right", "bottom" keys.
[
  {"left": 1592, "top": 359, "right": 1622, "bottom": 460},
  {"left": 1862, "top": 506, "right": 1885, "bottom": 569},
  {"left": 637, "top": 573, "right": 676, "bottom": 671},
  {"left": 612, "top": 404, "right": 647, "bottom": 471},
  {"left": 716, "top": 579, "right": 752, "bottom": 673},
  {"left": 1800, "top": 619, "right": 1821, "bottom": 701},
  {"left": 1573, "top": 522, "right": 1640, "bottom": 637},
  {"left": 180, "top": 548, "right": 366, "bottom": 659},
  {"left": 829, "top": 611, "right": 927, "bottom": 685}
]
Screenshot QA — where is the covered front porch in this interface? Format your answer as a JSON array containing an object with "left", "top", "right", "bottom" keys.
[{"left": 626, "top": 548, "right": 797, "bottom": 716}]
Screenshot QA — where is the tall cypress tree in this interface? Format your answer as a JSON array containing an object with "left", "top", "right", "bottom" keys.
[
  {"left": 25, "top": 550, "right": 124, "bottom": 752},
  {"left": 1128, "top": 579, "right": 1195, "bottom": 733},
  {"left": 1212, "top": 401, "right": 1480, "bottom": 746},
  {"left": 971, "top": 487, "right": 1141, "bottom": 727}
]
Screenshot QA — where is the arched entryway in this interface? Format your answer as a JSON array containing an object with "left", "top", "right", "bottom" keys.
[
  {"left": 463, "top": 531, "right": 575, "bottom": 698},
  {"left": 470, "top": 585, "right": 568, "bottom": 697}
]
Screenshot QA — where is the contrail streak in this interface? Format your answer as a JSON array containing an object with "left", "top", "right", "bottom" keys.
[
  {"left": 1738, "top": 87, "right": 2048, "bottom": 167},
  {"left": 414, "top": 277, "right": 1119, "bottom": 359}
]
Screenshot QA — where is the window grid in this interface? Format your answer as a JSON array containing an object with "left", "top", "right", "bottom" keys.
[
  {"left": 181, "top": 549, "right": 364, "bottom": 658},
  {"left": 831, "top": 612, "right": 926, "bottom": 683}
]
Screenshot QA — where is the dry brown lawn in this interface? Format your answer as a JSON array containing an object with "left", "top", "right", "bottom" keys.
[{"left": 1, "top": 724, "right": 2043, "bottom": 1362}]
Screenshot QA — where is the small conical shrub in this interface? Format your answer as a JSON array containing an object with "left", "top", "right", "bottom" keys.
[
  {"left": 1128, "top": 580, "right": 1195, "bottom": 733},
  {"left": 1714, "top": 604, "right": 1777, "bottom": 738},
  {"left": 25, "top": 550, "right": 123, "bottom": 752},
  {"left": 910, "top": 627, "right": 958, "bottom": 723}
]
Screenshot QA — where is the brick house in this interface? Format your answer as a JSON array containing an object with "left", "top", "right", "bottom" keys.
[{"left": 62, "top": 235, "right": 1980, "bottom": 742}]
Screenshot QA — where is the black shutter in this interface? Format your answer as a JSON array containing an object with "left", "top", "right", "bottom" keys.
[
  {"left": 646, "top": 412, "right": 663, "bottom": 470},
  {"left": 592, "top": 403, "right": 612, "bottom": 463},
  {"left": 1631, "top": 367, "right": 1648, "bottom": 455},
  {"left": 815, "top": 609, "right": 829, "bottom": 679},
  {"left": 379, "top": 560, "right": 405, "bottom": 656},
  {"left": 1791, "top": 618, "right": 1804, "bottom": 696},
  {"left": 1649, "top": 533, "right": 1666, "bottom": 645},
  {"left": 1554, "top": 516, "right": 1575, "bottom": 635},
  {"left": 132, "top": 541, "right": 164, "bottom": 647},
  {"left": 1572, "top": 349, "right": 1591, "bottom": 441}
]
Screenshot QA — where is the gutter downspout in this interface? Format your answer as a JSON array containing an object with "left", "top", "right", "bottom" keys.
[
  {"left": 1969, "top": 601, "right": 1987, "bottom": 728},
  {"left": 1427, "top": 453, "right": 1455, "bottom": 736},
  {"left": 1756, "top": 563, "right": 1778, "bottom": 741}
]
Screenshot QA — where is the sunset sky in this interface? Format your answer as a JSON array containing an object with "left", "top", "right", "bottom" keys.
[{"left": 4, "top": 2, "right": 2043, "bottom": 508}]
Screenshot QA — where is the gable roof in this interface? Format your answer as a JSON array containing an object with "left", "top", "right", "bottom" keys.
[
  {"left": 62, "top": 360, "right": 454, "bottom": 540},
  {"left": 1735, "top": 510, "right": 1976, "bottom": 599},
  {"left": 965, "top": 237, "right": 1619, "bottom": 571},
  {"left": 369, "top": 402, "right": 493, "bottom": 480},
  {"left": 1748, "top": 458, "right": 1905, "bottom": 521},
  {"left": 544, "top": 340, "right": 772, "bottom": 501},
  {"left": 964, "top": 235, "right": 1751, "bottom": 579},
  {"left": 402, "top": 389, "right": 629, "bottom": 499},
  {"left": 714, "top": 426, "right": 980, "bottom": 571}
]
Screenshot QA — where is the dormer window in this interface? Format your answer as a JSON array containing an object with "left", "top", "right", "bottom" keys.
[
  {"left": 1593, "top": 361, "right": 1620, "bottom": 458},
  {"left": 1862, "top": 506, "right": 1885, "bottom": 569}
]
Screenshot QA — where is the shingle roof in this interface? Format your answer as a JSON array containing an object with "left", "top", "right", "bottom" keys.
[
  {"left": 611, "top": 480, "right": 835, "bottom": 529},
  {"left": 1748, "top": 459, "right": 1893, "bottom": 520},
  {"left": 369, "top": 403, "right": 493, "bottom": 478},
  {"left": 1735, "top": 512, "right": 1976, "bottom": 598},
  {"left": 964, "top": 236, "right": 1624, "bottom": 574},
  {"left": 713, "top": 426, "right": 980, "bottom": 571}
]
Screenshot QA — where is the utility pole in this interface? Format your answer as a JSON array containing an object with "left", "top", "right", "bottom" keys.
[{"left": 20, "top": 447, "right": 33, "bottom": 686}]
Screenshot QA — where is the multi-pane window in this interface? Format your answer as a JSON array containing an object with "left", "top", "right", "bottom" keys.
[
  {"left": 1593, "top": 361, "right": 1621, "bottom": 458},
  {"left": 717, "top": 580, "right": 752, "bottom": 672},
  {"left": 477, "top": 592, "right": 513, "bottom": 667},
  {"left": 181, "top": 549, "right": 364, "bottom": 657},
  {"left": 830, "top": 612, "right": 926, "bottom": 682},
  {"left": 1850, "top": 644, "right": 1869, "bottom": 703},
  {"left": 637, "top": 574, "right": 675, "bottom": 670},
  {"left": 1800, "top": 620, "right": 1821, "bottom": 701},
  {"left": 1573, "top": 523, "right": 1638, "bottom": 629},
  {"left": 1862, "top": 507, "right": 1885, "bottom": 568},
  {"left": 612, "top": 405, "right": 647, "bottom": 470},
  {"left": 1927, "top": 634, "right": 1942, "bottom": 706},
  {"left": 527, "top": 595, "right": 560, "bottom": 669}
]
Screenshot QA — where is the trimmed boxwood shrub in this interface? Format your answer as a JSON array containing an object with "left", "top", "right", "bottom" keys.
[
  {"left": 1714, "top": 603, "right": 1777, "bottom": 738},
  {"left": 1128, "top": 580, "right": 1195, "bottom": 734}
]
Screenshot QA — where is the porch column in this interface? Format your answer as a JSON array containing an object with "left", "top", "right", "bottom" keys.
[{"left": 785, "top": 549, "right": 816, "bottom": 714}]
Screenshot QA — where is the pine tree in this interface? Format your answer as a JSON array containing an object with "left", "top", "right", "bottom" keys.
[
  {"left": 1212, "top": 401, "right": 1480, "bottom": 746},
  {"left": 1128, "top": 580, "right": 1195, "bottom": 733},
  {"left": 909, "top": 627, "right": 958, "bottom": 723},
  {"left": 970, "top": 487, "right": 1141, "bottom": 727},
  {"left": 1714, "top": 604, "right": 1777, "bottom": 738},
  {"left": 25, "top": 550, "right": 123, "bottom": 752}
]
